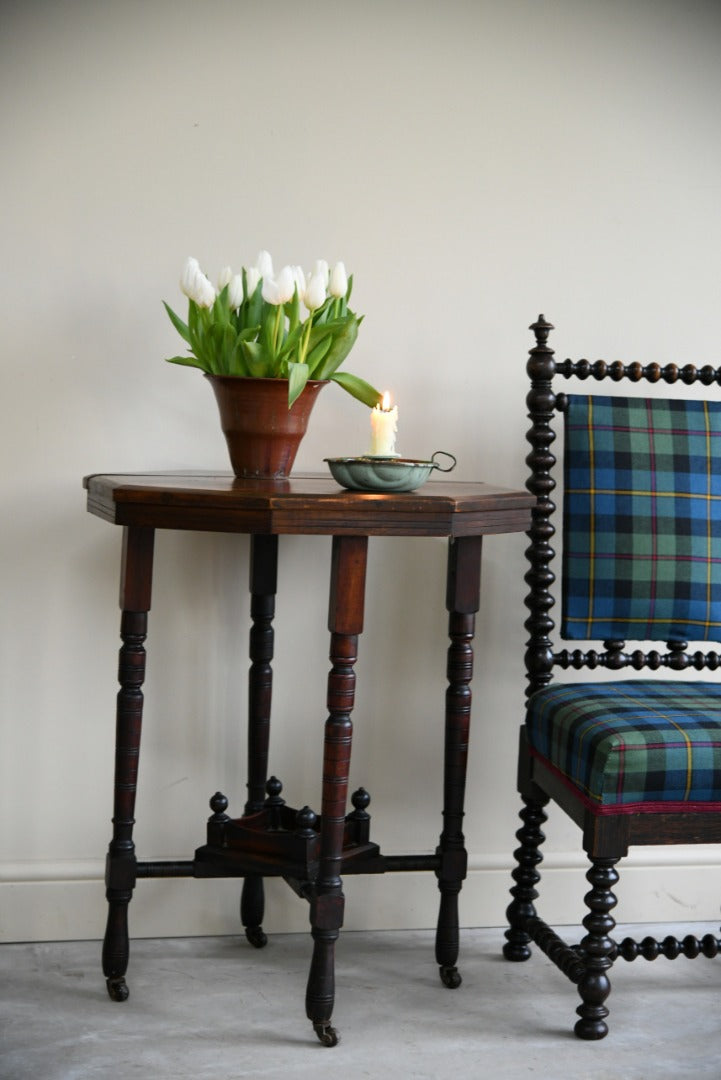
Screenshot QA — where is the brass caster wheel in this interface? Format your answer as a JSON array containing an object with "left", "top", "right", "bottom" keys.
[
  {"left": 106, "top": 976, "right": 129, "bottom": 1002},
  {"left": 245, "top": 925, "right": 268, "bottom": 949},
  {"left": 439, "top": 965, "right": 462, "bottom": 988},
  {"left": 313, "top": 1022, "right": 339, "bottom": 1047}
]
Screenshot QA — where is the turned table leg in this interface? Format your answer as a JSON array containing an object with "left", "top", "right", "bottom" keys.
[
  {"left": 102, "top": 526, "right": 155, "bottom": 1002},
  {"left": 435, "top": 534, "right": 482, "bottom": 989},
  {"left": 241, "top": 534, "right": 278, "bottom": 949},
  {"left": 306, "top": 535, "right": 368, "bottom": 1047}
]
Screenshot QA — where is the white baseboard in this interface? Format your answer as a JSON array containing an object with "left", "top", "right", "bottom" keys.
[{"left": 2, "top": 848, "right": 720, "bottom": 943}]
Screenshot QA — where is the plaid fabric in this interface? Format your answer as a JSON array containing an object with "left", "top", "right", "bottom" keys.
[
  {"left": 562, "top": 394, "right": 721, "bottom": 641},
  {"left": 527, "top": 680, "right": 721, "bottom": 812}
]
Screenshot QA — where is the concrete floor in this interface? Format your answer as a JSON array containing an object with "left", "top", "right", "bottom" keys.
[{"left": 2, "top": 925, "right": 720, "bottom": 1079}]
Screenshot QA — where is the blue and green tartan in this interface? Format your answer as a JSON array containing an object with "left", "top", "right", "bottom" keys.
[
  {"left": 562, "top": 394, "right": 721, "bottom": 642},
  {"left": 527, "top": 680, "right": 721, "bottom": 811}
]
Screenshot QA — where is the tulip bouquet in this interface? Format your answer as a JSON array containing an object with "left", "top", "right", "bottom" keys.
[{"left": 163, "top": 251, "right": 381, "bottom": 409}]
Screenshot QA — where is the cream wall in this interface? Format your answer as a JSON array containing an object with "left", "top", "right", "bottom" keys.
[{"left": 3, "top": 0, "right": 721, "bottom": 943}]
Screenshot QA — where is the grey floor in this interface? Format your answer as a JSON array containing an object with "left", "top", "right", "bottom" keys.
[{"left": 2, "top": 925, "right": 720, "bottom": 1079}]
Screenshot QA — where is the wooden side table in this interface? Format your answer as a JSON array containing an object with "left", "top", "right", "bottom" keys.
[{"left": 84, "top": 471, "right": 533, "bottom": 1045}]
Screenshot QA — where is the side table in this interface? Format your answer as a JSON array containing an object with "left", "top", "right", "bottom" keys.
[{"left": 83, "top": 471, "right": 533, "bottom": 1045}]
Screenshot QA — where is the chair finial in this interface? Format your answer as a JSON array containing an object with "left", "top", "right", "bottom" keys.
[{"left": 530, "top": 315, "right": 554, "bottom": 345}]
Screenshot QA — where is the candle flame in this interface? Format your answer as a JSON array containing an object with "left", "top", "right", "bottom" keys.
[{"left": 381, "top": 390, "right": 392, "bottom": 411}]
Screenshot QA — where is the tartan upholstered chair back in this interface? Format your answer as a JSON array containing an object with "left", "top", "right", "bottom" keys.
[
  {"left": 504, "top": 316, "right": 721, "bottom": 1042},
  {"left": 524, "top": 315, "right": 721, "bottom": 688},
  {"left": 562, "top": 394, "right": 721, "bottom": 644}
]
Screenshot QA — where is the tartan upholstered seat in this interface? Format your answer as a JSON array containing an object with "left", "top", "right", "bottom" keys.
[
  {"left": 504, "top": 317, "right": 721, "bottom": 1043},
  {"left": 526, "top": 680, "right": 721, "bottom": 811}
]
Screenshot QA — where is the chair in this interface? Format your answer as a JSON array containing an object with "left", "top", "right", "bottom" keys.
[{"left": 503, "top": 315, "right": 721, "bottom": 1039}]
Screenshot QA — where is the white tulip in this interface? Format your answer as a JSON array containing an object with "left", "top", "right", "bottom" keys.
[
  {"left": 179, "top": 256, "right": 216, "bottom": 307},
  {"left": 262, "top": 276, "right": 278, "bottom": 305},
  {"left": 217, "top": 265, "right": 233, "bottom": 290},
  {"left": 304, "top": 271, "right": 327, "bottom": 311},
  {"left": 312, "top": 259, "right": 330, "bottom": 288},
  {"left": 262, "top": 265, "right": 295, "bottom": 305},
  {"left": 228, "top": 273, "right": 244, "bottom": 310},
  {"left": 276, "top": 265, "right": 296, "bottom": 303},
  {"left": 256, "top": 250, "right": 273, "bottom": 279},
  {"left": 195, "top": 274, "right": 216, "bottom": 308},
  {"left": 329, "top": 261, "right": 348, "bottom": 299},
  {"left": 245, "top": 266, "right": 261, "bottom": 297},
  {"left": 180, "top": 256, "right": 201, "bottom": 300}
]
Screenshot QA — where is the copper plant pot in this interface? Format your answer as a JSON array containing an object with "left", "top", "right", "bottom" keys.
[{"left": 205, "top": 375, "right": 327, "bottom": 478}]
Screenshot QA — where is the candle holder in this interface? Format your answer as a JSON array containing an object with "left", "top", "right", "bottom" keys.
[{"left": 325, "top": 451, "right": 456, "bottom": 493}]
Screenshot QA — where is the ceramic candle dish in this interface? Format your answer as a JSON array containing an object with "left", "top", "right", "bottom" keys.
[{"left": 325, "top": 451, "right": 456, "bottom": 493}]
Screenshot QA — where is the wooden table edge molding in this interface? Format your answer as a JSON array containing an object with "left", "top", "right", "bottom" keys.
[
  {"left": 83, "top": 471, "right": 534, "bottom": 536},
  {"left": 83, "top": 470, "right": 533, "bottom": 1047}
]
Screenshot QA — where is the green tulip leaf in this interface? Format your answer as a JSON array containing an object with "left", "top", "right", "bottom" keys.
[
  {"left": 330, "top": 371, "right": 382, "bottom": 408},
  {"left": 244, "top": 277, "right": 264, "bottom": 327},
  {"left": 165, "top": 354, "right": 207, "bottom": 370},
  {"left": 203, "top": 324, "right": 220, "bottom": 374},
  {"left": 187, "top": 302, "right": 202, "bottom": 352},
  {"left": 163, "top": 302, "right": 191, "bottom": 344},
  {"left": 238, "top": 325, "right": 260, "bottom": 342},
  {"left": 213, "top": 285, "right": 231, "bottom": 327},
  {"left": 286, "top": 290, "right": 301, "bottom": 333},
  {"left": 287, "top": 362, "right": 310, "bottom": 408},
  {"left": 313, "top": 319, "right": 359, "bottom": 380},
  {"left": 228, "top": 337, "right": 250, "bottom": 376},
  {"left": 229, "top": 353, "right": 240, "bottom": 374},
  {"left": 221, "top": 323, "right": 237, "bottom": 373},
  {"left": 240, "top": 340, "right": 269, "bottom": 377},
  {"left": 314, "top": 305, "right": 329, "bottom": 325},
  {"left": 276, "top": 323, "right": 303, "bottom": 363},
  {"left": 261, "top": 305, "right": 281, "bottom": 359},
  {"left": 306, "top": 334, "right": 332, "bottom": 374}
]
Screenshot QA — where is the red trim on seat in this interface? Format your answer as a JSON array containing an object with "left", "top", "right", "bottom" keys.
[{"left": 529, "top": 746, "right": 721, "bottom": 816}]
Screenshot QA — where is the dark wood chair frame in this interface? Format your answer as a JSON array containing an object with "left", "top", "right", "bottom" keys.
[{"left": 503, "top": 316, "right": 721, "bottom": 1040}]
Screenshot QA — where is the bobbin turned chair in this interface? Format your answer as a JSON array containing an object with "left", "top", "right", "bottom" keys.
[{"left": 504, "top": 315, "right": 721, "bottom": 1040}]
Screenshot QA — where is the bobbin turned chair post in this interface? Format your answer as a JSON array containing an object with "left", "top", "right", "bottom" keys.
[{"left": 504, "top": 315, "right": 721, "bottom": 1040}]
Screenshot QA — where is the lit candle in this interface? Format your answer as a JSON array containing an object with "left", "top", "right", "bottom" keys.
[{"left": 369, "top": 391, "right": 399, "bottom": 456}]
